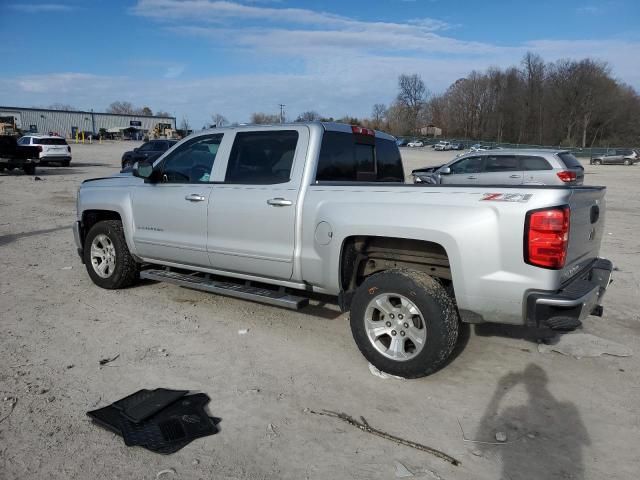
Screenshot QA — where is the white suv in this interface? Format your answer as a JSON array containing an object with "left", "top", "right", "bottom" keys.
[
  {"left": 17, "top": 135, "right": 72, "bottom": 166},
  {"left": 434, "top": 141, "right": 451, "bottom": 151}
]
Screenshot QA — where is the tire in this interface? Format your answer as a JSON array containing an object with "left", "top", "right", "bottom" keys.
[
  {"left": 122, "top": 160, "right": 132, "bottom": 170},
  {"left": 624, "top": 159, "right": 631, "bottom": 166},
  {"left": 23, "top": 164, "right": 36, "bottom": 175},
  {"left": 83, "top": 220, "right": 138, "bottom": 289},
  {"left": 592, "top": 159, "right": 601, "bottom": 165},
  {"left": 350, "top": 269, "right": 459, "bottom": 378},
  {"left": 61, "top": 160, "right": 71, "bottom": 167}
]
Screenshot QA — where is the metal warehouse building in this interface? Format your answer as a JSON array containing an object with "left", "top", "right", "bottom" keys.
[{"left": 0, "top": 106, "right": 176, "bottom": 138}]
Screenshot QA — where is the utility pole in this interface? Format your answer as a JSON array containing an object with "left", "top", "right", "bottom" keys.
[{"left": 279, "top": 104, "right": 286, "bottom": 124}]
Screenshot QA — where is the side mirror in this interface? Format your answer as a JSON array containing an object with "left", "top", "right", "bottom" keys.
[
  {"left": 439, "top": 167, "right": 451, "bottom": 175},
  {"left": 133, "top": 147, "right": 139, "bottom": 152},
  {"left": 133, "top": 160, "right": 154, "bottom": 180}
]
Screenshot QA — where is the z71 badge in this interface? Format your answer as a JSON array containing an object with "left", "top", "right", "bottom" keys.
[{"left": 481, "top": 193, "right": 533, "bottom": 203}]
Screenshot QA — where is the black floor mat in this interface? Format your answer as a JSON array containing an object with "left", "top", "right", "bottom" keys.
[
  {"left": 87, "top": 392, "right": 219, "bottom": 454},
  {"left": 112, "top": 388, "right": 188, "bottom": 423}
]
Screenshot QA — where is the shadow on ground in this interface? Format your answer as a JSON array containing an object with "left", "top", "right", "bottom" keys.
[
  {"left": 0, "top": 225, "right": 71, "bottom": 246},
  {"left": 475, "top": 364, "right": 590, "bottom": 480}
]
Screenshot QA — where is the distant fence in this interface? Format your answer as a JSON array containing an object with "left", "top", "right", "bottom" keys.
[{"left": 398, "top": 137, "right": 638, "bottom": 158}]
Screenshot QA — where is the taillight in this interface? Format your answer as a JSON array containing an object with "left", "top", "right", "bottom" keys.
[
  {"left": 525, "top": 207, "right": 570, "bottom": 269},
  {"left": 351, "top": 125, "right": 375, "bottom": 136},
  {"left": 556, "top": 170, "right": 576, "bottom": 183}
]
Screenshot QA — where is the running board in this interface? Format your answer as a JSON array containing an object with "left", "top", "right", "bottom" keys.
[{"left": 140, "top": 269, "right": 309, "bottom": 310}]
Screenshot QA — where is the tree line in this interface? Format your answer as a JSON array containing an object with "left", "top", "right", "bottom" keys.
[
  {"left": 241, "top": 53, "right": 639, "bottom": 148},
  {"left": 372, "top": 53, "right": 640, "bottom": 147}
]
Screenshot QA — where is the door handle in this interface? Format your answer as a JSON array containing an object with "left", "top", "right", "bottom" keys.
[
  {"left": 467, "top": 176, "right": 477, "bottom": 180},
  {"left": 267, "top": 197, "right": 293, "bottom": 207},
  {"left": 185, "top": 193, "right": 206, "bottom": 202},
  {"left": 509, "top": 174, "right": 521, "bottom": 178}
]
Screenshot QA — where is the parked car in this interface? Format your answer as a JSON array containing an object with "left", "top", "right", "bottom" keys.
[
  {"left": 396, "top": 138, "right": 408, "bottom": 147},
  {"left": 407, "top": 140, "right": 424, "bottom": 148},
  {"left": 121, "top": 139, "right": 178, "bottom": 170},
  {"left": 434, "top": 141, "right": 451, "bottom": 151},
  {"left": 590, "top": 149, "right": 638, "bottom": 166},
  {"left": 412, "top": 149, "right": 584, "bottom": 185},
  {"left": 17, "top": 134, "right": 71, "bottom": 166},
  {"left": 0, "top": 135, "right": 41, "bottom": 174},
  {"left": 450, "top": 142, "right": 465, "bottom": 150},
  {"left": 73, "top": 123, "right": 611, "bottom": 378}
]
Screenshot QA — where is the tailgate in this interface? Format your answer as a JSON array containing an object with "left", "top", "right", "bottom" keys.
[{"left": 562, "top": 187, "right": 606, "bottom": 282}]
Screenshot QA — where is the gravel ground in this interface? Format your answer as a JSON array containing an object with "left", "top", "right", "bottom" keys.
[{"left": 1, "top": 141, "right": 639, "bottom": 480}]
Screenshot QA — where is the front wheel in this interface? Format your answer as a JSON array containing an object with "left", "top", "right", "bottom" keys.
[
  {"left": 83, "top": 220, "right": 138, "bottom": 289},
  {"left": 350, "top": 269, "right": 459, "bottom": 378},
  {"left": 624, "top": 159, "right": 631, "bottom": 166},
  {"left": 592, "top": 159, "right": 602, "bottom": 165}
]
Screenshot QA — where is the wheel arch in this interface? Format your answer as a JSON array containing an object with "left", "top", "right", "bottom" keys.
[{"left": 338, "top": 235, "right": 454, "bottom": 311}]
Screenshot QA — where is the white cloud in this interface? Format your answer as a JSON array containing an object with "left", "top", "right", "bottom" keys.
[
  {"left": 8, "top": 3, "right": 73, "bottom": 13},
  {"left": 576, "top": 5, "right": 602, "bottom": 14},
  {"left": 164, "top": 65, "right": 186, "bottom": 78},
  {"left": 2, "top": 0, "right": 639, "bottom": 126}
]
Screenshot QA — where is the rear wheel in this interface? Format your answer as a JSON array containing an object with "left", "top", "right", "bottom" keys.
[
  {"left": 61, "top": 159, "right": 71, "bottom": 167},
  {"left": 83, "top": 220, "right": 138, "bottom": 289},
  {"left": 350, "top": 269, "right": 459, "bottom": 378},
  {"left": 624, "top": 159, "right": 631, "bottom": 166},
  {"left": 23, "top": 164, "right": 36, "bottom": 175}
]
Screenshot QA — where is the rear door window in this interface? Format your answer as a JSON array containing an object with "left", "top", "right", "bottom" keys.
[
  {"left": 557, "top": 152, "right": 583, "bottom": 169},
  {"left": 484, "top": 155, "right": 519, "bottom": 172},
  {"left": 316, "top": 132, "right": 404, "bottom": 182},
  {"left": 225, "top": 130, "right": 298, "bottom": 184},
  {"left": 520, "top": 156, "right": 552, "bottom": 171}
]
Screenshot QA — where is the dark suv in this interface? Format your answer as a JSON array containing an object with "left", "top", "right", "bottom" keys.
[{"left": 121, "top": 140, "right": 177, "bottom": 170}]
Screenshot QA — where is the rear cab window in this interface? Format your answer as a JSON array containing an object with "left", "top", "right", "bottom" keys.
[
  {"left": 557, "top": 152, "right": 583, "bottom": 170},
  {"left": 315, "top": 130, "right": 404, "bottom": 182}
]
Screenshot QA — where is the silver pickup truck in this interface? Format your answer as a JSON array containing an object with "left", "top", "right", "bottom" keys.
[{"left": 73, "top": 122, "right": 612, "bottom": 378}]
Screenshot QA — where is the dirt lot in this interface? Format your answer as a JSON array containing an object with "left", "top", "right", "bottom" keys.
[{"left": 1, "top": 142, "right": 639, "bottom": 480}]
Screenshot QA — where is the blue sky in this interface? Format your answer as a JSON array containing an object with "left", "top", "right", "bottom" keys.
[{"left": 1, "top": 0, "right": 639, "bottom": 127}]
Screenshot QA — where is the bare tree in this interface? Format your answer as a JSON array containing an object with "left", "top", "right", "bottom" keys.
[
  {"left": 295, "top": 111, "right": 321, "bottom": 122},
  {"left": 371, "top": 104, "right": 387, "bottom": 129},
  {"left": 48, "top": 103, "right": 77, "bottom": 111},
  {"left": 106, "top": 101, "right": 136, "bottom": 114},
  {"left": 250, "top": 112, "right": 280, "bottom": 124},
  {"left": 155, "top": 110, "right": 171, "bottom": 117},
  {"left": 211, "top": 113, "right": 228, "bottom": 127},
  {"left": 179, "top": 116, "right": 191, "bottom": 132},
  {"left": 397, "top": 74, "right": 429, "bottom": 133},
  {"left": 140, "top": 106, "right": 153, "bottom": 116}
]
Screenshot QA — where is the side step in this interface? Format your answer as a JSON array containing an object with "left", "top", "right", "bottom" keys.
[{"left": 140, "top": 269, "right": 309, "bottom": 310}]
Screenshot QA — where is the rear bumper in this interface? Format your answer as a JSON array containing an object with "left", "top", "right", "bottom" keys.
[
  {"left": 40, "top": 155, "right": 71, "bottom": 164},
  {"left": 526, "top": 258, "right": 613, "bottom": 328}
]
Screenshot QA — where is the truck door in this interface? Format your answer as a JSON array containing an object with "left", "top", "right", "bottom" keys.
[
  {"left": 131, "top": 133, "right": 225, "bottom": 266},
  {"left": 207, "top": 127, "right": 309, "bottom": 280}
]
